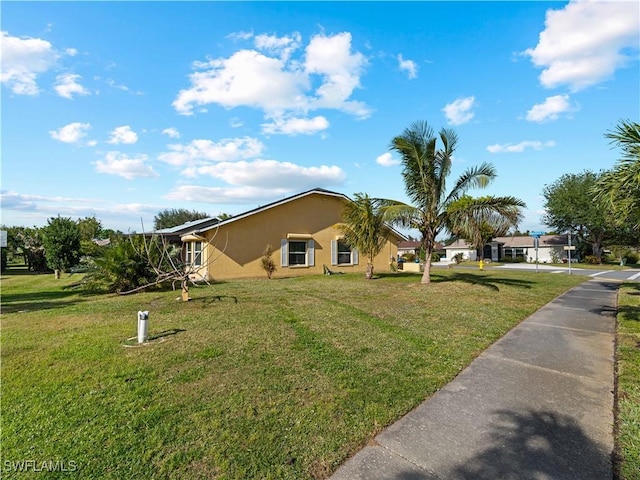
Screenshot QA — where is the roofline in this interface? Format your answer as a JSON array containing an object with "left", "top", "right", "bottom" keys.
[
  {"left": 195, "top": 188, "right": 348, "bottom": 233},
  {"left": 185, "top": 187, "right": 406, "bottom": 241}
]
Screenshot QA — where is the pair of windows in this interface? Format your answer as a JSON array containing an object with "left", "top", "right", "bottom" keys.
[
  {"left": 185, "top": 241, "right": 202, "bottom": 267},
  {"left": 280, "top": 238, "right": 358, "bottom": 267}
]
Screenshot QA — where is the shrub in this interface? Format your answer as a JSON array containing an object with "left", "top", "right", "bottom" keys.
[
  {"left": 260, "top": 244, "right": 277, "bottom": 279},
  {"left": 431, "top": 252, "right": 440, "bottom": 263},
  {"left": 453, "top": 252, "right": 464, "bottom": 264},
  {"left": 583, "top": 255, "right": 601, "bottom": 265},
  {"left": 402, "top": 253, "right": 416, "bottom": 263},
  {"left": 624, "top": 251, "right": 639, "bottom": 265}
]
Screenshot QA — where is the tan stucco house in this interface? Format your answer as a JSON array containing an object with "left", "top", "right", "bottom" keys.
[{"left": 157, "top": 188, "right": 405, "bottom": 280}]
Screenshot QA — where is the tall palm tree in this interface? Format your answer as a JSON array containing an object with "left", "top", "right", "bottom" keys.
[
  {"left": 593, "top": 119, "right": 640, "bottom": 229},
  {"left": 446, "top": 195, "right": 526, "bottom": 260},
  {"left": 338, "top": 193, "right": 391, "bottom": 279},
  {"left": 382, "top": 120, "right": 501, "bottom": 284}
]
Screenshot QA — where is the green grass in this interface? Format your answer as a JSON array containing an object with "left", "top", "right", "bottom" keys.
[
  {"left": 1, "top": 269, "right": 586, "bottom": 479},
  {"left": 616, "top": 283, "right": 640, "bottom": 480}
]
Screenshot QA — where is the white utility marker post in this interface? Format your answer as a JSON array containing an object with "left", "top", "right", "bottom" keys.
[{"left": 137, "top": 311, "right": 149, "bottom": 344}]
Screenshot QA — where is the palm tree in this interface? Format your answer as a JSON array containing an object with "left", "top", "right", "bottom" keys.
[
  {"left": 593, "top": 119, "right": 640, "bottom": 229},
  {"left": 338, "top": 193, "right": 391, "bottom": 279},
  {"left": 382, "top": 120, "right": 502, "bottom": 284},
  {"left": 446, "top": 195, "right": 526, "bottom": 260}
]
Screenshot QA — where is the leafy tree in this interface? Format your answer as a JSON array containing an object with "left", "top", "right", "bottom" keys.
[
  {"left": 593, "top": 119, "right": 640, "bottom": 229},
  {"left": 77, "top": 215, "right": 103, "bottom": 240},
  {"left": 42, "top": 216, "right": 81, "bottom": 274},
  {"left": 338, "top": 193, "right": 391, "bottom": 279},
  {"left": 446, "top": 195, "right": 525, "bottom": 260},
  {"left": 77, "top": 216, "right": 105, "bottom": 257},
  {"left": 381, "top": 120, "right": 498, "bottom": 284},
  {"left": 542, "top": 171, "right": 613, "bottom": 261},
  {"left": 22, "top": 227, "right": 48, "bottom": 271},
  {"left": 153, "top": 208, "right": 210, "bottom": 230}
]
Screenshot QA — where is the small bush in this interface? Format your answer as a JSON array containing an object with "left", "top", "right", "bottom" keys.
[
  {"left": 453, "top": 252, "right": 464, "bottom": 264},
  {"left": 402, "top": 253, "right": 416, "bottom": 263},
  {"left": 261, "top": 244, "right": 277, "bottom": 279},
  {"left": 624, "top": 251, "right": 639, "bottom": 264},
  {"left": 431, "top": 252, "right": 440, "bottom": 263},
  {"left": 583, "top": 255, "right": 601, "bottom": 265}
]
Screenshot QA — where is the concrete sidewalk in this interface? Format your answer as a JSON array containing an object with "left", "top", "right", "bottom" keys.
[{"left": 331, "top": 279, "right": 618, "bottom": 480}]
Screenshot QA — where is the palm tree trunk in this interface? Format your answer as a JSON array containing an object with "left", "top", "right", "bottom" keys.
[
  {"left": 366, "top": 262, "right": 374, "bottom": 279},
  {"left": 420, "top": 260, "right": 431, "bottom": 284}
]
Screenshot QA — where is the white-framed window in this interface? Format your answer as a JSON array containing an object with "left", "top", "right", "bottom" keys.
[
  {"left": 185, "top": 241, "right": 202, "bottom": 267},
  {"left": 331, "top": 239, "right": 359, "bottom": 266},
  {"left": 281, "top": 238, "right": 315, "bottom": 267}
]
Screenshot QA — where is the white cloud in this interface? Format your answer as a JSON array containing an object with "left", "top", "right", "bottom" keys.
[
  {"left": 487, "top": 140, "right": 556, "bottom": 153},
  {"left": 397, "top": 54, "right": 418, "bottom": 79},
  {"left": 187, "top": 159, "right": 346, "bottom": 190},
  {"left": 162, "top": 127, "right": 180, "bottom": 139},
  {"left": 0, "top": 31, "right": 59, "bottom": 95},
  {"left": 158, "top": 137, "right": 265, "bottom": 166},
  {"left": 0, "top": 189, "right": 159, "bottom": 231},
  {"left": 173, "top": 31, "right": 370, "bottom": 122},
  {"left": 524, "top": 0, "right": 640, "bottom": 91},
  {"left": 261, "top": 115, "right": 329, "bottom": 135},
  {"left": 165, "top": 185, "right": 290, "bottom": 204},
  {"left": 108, "top": 125, "right": 138, "bottom": 144},
  {"left": 227, "top": 30, "right": 254, "bottom": 41},
  {"left": 230, "top": 117, "right": 243, "bottom": 128},
  {"left": 65, "top": 48, "right": 78, "bottom": 56},
  {"left": 526, "top": 94, "right": 574, "bottom": 123},
  {"left": 442, "top": 96, "right": 476, "bottom": 125},
  {"left": 254, "top": 32, "right": 302, "bottom": 61},
  {"left": 376, "top": 152, "right": 400, "bottom": 167},
  {"left": 50, "top": 122, "right": 91, "bottom": 144},
  {"left": 54, "top": 73, "right": 89, "bottom": 99},
  {"left": 94, "top": 152, "right": 158, "bottom": 179}
]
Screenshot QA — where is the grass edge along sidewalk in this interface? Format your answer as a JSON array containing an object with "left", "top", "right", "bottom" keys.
[
  {"left": 3, "top": 269, "right": 587, "bottom": 479},
  {"left": 616, "top": 283, "right": 640, "bottom": 480}
]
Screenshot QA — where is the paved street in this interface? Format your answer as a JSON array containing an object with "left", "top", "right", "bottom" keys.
[{"left": 495, "top": 264, "right": 640, "bottom": 282}]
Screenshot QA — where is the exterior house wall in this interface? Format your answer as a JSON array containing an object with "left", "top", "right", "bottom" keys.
[
  {"left": 444, "top": 246, "right": 477, "bottom": 262},
  {"left": 189, "top": 193, "right": 399, "bottom": 280}
]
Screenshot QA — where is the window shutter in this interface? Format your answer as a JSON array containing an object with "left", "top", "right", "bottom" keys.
[
  {"left": 308, "top": 240, "right": 315, "bottom": 266},
  {"left": 281, "top": 239, "right": 288, "bottom": 267},
  {"left": 331, "top": 240, "right": 338, "bottom": 266},
  {"left": 352, "top": 248, "right": 359, "bottom": 265}
]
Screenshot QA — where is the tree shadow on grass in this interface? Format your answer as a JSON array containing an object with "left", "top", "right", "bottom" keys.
[
  {"left": 430, "top": 272, "right": 534, "bottom": 292},
  {"left": 194, "top": 294, "right": 239, "bottom": 305},
  {"left": 619, "top": 283, "right": 640, "bottom": 322},
  {"left": 0, "top": 289, "right": 90, "bottom": 314}
]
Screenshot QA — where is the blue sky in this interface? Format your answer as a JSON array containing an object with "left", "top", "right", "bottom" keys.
[{"left": 2, "top": 1, "right": 639, "bottom": 237}]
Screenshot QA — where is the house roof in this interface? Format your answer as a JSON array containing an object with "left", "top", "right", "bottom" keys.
[
  {"left": 397, "top": 240, "right": 445, "bottom": 250},
  {"left": 445, "top": 235, "right": 570, "bottom": 249},
  {"left": 155, "top": 216, "right": 221, "bottom": 236},
  {"left": 167, "top": 187, "right": 406, "bottom": 241}
]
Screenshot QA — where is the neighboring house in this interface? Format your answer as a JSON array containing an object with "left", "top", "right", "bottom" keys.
[
  {"left": 397, "top": 240, "right": 446, "bottom": 261},
  {"left": 160, "top": 188, "right": 405, "bottom": 280},
  {"left": 444, "top": 235, "right": 574, "bottom": 263}
]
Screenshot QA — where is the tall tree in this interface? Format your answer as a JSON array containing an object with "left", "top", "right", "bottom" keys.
[
  {"left": 42, "top": 216, "right": 81, "bottom": 274},
  {"left": 381, "top": 120, "right": 497, "bottom": 284},
  {"left": 153, "top": 208, "right": 210, "bottom": 230},
  {"left": 446, "top": 195, "right": 525, "bottom": 260},
  {"left": 593, "top": 119, "right": 640, "bottom": 229},
  {"left": 542, "top": 170, "right": 613, "bottom": 261},
  {"left": 337, "top": 193, "right": 391, "bottom": 279}
]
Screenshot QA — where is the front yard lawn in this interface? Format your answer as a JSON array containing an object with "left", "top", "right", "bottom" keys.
[{"left": 2, "top": 269, "right": 585, "bottom": 479}]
